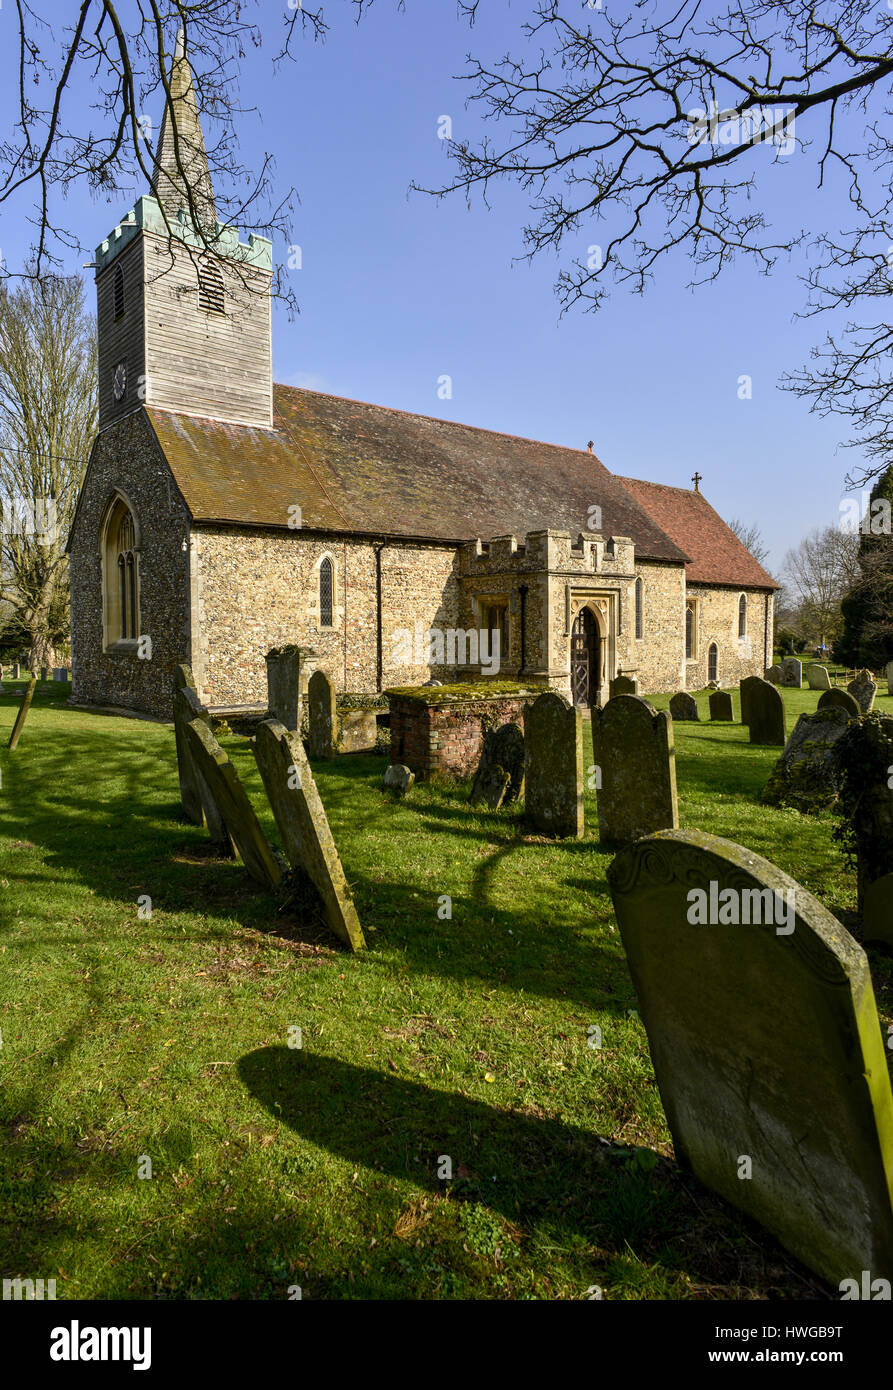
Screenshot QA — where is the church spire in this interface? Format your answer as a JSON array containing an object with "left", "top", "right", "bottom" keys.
[{"left": 151, "top": 28, "right": 217, "bottom": 229}]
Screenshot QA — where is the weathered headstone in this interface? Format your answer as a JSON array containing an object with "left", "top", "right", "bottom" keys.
[
  {"left": 523, "top": 692, "right": 584, "bottom": 839},
  {"left": 307, "top": 669, "right": 338, "bottom": 759},
  {"left": 765, "top": 664, "right": 782, "bottom": 684},
  {"left": 173, "top": 666, "right": 211, "bottom": 826},
  {"left": 780, "top": 657, "right": 802, "bottom": 688},
  {"left": 805, "top": 664, "right": 832, "bottom": 691},
  {"left": 608, "top": 827, "right": 893, "bottom": 1286},
  {"left": 818, "top": 686, "right": 861, "bottom": 719},
  {"left": 184, "top": 718, "right": 283, "bottom": 889},
  {"left": 746, "top": 677, "right": 785, "bottom": 746},
  {"left": 253, "top": 718, "right": 365, "bottom": 950},
  {"left": 609, "top": 674, "right": 637, "bottom": 699},
  {"left": 848, "top": 668, "right": 877, "bottom": 714},
  {"left": 708, "top": 690, "right": 733, "bottom": 721},
  {"left": 265, "top": 644, "right": 316, "bottom": 731},
  {"left": 591, "top": 695, "right": 678, "bottom": 845},
  {"left": 669, "top": 691, "right": 699, "bottom": 722},
  {"left": 383, "top": 764, "right": 414, "bottom": 795},
  {"left": 12, "top": 663, "right": 20, "bottom": 679},
  {"left": 469, "top": 721, "right": 525, "bottom": 807},
  {"left": 761, "top": 708, "right": 853, "bottom": 812},
  {"left": 863, "top": 873, "right": 893, "bottom": 948},
  {"left": 53, "top": 667, "right": 65, "bottom": 683},
  {"left": 338, "top": 709, "right": 379, "bottom": 753},
  {"left": 7, "top": 676, "right": 37, "bottom": 750}
]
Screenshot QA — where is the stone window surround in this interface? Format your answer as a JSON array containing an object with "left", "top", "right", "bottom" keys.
[
  {"left": 685, "top": 596, "right": 699, "bottom": 662},
  {"left": 635, "top": 575, "right": 644, "bottom": 640},
  {"left": 307, "top": 550, "right": 343, "bottom": 632},
  {"left": 738, "top": 591, "right": 748, "bottom": 639},
  {"left": 99, "top": 490, "right": 142, "bottom": 654}
]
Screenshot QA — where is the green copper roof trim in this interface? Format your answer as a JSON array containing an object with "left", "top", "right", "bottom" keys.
[{"left": 94, "top": 195, "right": 273, "bottom": 274}]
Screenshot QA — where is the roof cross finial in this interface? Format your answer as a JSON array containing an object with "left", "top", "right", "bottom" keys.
[{"left": 691, "top": 471, "right": 702, "bottom": 493}]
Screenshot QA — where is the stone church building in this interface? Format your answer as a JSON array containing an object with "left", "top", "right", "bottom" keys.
[{"left": 68, "top": 40, "right": 776, "bottom": 721}]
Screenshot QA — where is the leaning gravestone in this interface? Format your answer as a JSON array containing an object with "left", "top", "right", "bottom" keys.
[
  {"left": 818, "top": 687, "right": 861, "bottom": 719},
  {"left": 608, "top": 827, "right": 893, "bottom": 1286},
  {"left": 780, "top": 657, "right": 802, "bottom": 688},
  {"left": 765, "top": 664, "right": 782, "bottom": 685},
  {"left": 746, "top": 677, "right": 785, "bottom": 746},
  {"left": 709, "top": 690, "right": 733, "bottom": 721},
  {"left": 591, "top": 695, "right": 678, "bottom": 845},
  {"left": 609, "top": 674, "right": 637, "bottom": 699},
  {"left": 307, "top": 670, "right": 338, "bottom": 759},
  {"left": 7, "top": 676, "right": 37, "bottom": 750},
  {"left": 761, "top": 707, "right": 853, "bottom": 812},
  {"left": 172, "top": 664, "right": 226, "bottom": 843},
  {"left": 669, "top": 691, "right": 699, "bottom": 722},
  {"left": 253, "top": 719, "right": 365, "bottom": 950},
  {"left": 806, "top": 664, "right": 832, "bottom": 691},
  {"left": 470, "top": 721, "right": 525, "bottom": 808},
  {"left": 524, "top": 692, "right": 584, "bottom": 839},
  {"left": 848, "top": 668, "right": 878, "bottom": 714},
  {"left": 184, "top": 718, "right": 283, "bottom": 890}
]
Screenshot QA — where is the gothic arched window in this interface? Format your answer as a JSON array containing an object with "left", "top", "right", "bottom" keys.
[
  {"left": 708, "top": 642, "right": 718, "bottom": 683},
  {"left": 635, "top": 577, "right": 643, "bottom": 639},
  {"left": 685, "top": 603, "right": 694, "bottom": 660},
  {"left": 738, "top": 593, "right": 747, "bottom": 638},
  {"left": 198, "top": 259, "right": 225, "bottom": 314},
  {"left": 104, "top": 498, "right": 140, "bottom": 646},
  {"left": 319, "top": 556, "right": 334, "bottom": 628}
]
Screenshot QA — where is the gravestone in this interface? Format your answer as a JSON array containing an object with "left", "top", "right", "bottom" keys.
[
  {"left": 887, "top": 660, "right": 893, "bottom": 696},
  {"left": 338, "top": 709, "right": 379, "bottom": 754},
  {"left": 173, "top": 666, "right": 214, "bottom": 829},
  {"left": 780, "top": 657, "right": 802, "bottom": 688},
  {"left": 607, "top": 827, "right": 893, "bottom": 1286},
  {"left": 746, "top": 677, "right": 785, "bottom": 746},
  {"left": 591, "top": 695, "right": 678, "bottom": 845},
  {"left": 669, "top": 691, "right": 699, "bottom": 722},
  {"left": 609, "top": 674, "right": 637, "bottom": 699},
  {"left": 383, "top": 764, "right": 414, "bottom": 795},
  {"left": 805, "top": 664, "right": 832, "bottom": 691},
  {"left": 523, "top": 692, "right": 584, "bottom": 839},
  {"left": 470, "top": 721, "right": 525, "bottom": 808},
  {"left": 7, "top": 676, "right": 37, "bottom": 750},
  {"left": 818, "top": 686, "right": 861, "bottom": 719},
  {"left": 184, "top": 718, "right": 283, "bottom": 889},
  {"left": 765, "top": 664, "right": 782, "bottom": 684},
  {"left": 848, "top": 668, "right": 877, "bottom": 714},
  {"left": 307, "top": 670, "right": 338, "bottom": 759},
  {"left": 708, "top": 690, "right": 733, "bottom": 721},
  {"left": 863, "top": 874, "right": 893, "bottom": 948},
  {"left": 53, "top": 667, "right": 66, "bottom": 683},
  {"left": 12, "top": 663, "right": 20, "bottom": 679},
  {"left": 253, "top": 719, "right": 365, "bottom": 950},
  {"left": 761, "top": 707, "right": 853, "bottom": 812},
  {"left": 265, "top": 644, "right": 316, "bottom": 731}
]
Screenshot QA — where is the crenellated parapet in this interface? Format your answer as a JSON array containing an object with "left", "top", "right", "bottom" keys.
[{"left": 460, "top": 528, "right": 635, "bottom": 576}]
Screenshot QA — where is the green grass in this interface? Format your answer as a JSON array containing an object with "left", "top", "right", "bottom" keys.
[{"left": 1, "top": 677, "right": 891, "bottom": 1301}]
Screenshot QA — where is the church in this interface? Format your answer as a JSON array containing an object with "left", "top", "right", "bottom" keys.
[{"left": 68, "top": 40, "right": 776, "bottom": 721}]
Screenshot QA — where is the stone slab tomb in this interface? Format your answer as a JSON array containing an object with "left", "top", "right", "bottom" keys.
[
  {"left": 741, "top": 676, "right": 785, "bottom": 745},
  {"left": 523, "top": 691, "right": 584, "bottom": 839},
  {"left": 470, "top": 721, "right": 525, "bottom": 809},
  {"left": 184, "top": 718, "right": 284, "bottom": 890},
  {"left": 761, "top": 707, "right": 853, "bottom": 813},
  {"left": 709, "top": 690, "right": 734, "bottom": 721},
  {"left": 818, "top": 687, "right": 861, "bottom": 720},
  {"left": 307, "top": 669, "right": 338, "bottom": 759},
  {"left": 669, "top": 692, "right": 699, "bottom": 722},
  {"left": 253, "top": 718, "right": 365, "bottom": 950},
  {"left": 848, "top": 669, "right": 878, "bottom": 714},
  {"left": 608, "top": 828, "right": 893, "bottom": 1286},
  {"left": 591, "top": 695, "right": 678, "bottom": 845},
  {"left": 806, "top": 664, "right": 832, "bottom": 691}
]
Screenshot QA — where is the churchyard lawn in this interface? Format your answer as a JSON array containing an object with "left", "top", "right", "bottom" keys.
[{"left": 1, "top": 679, "right": 890, "bottom": 1300}]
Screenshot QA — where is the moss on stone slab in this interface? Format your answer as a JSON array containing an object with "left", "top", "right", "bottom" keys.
[{"left": 384, "top": 680, "right": 539, "bottom": 706}]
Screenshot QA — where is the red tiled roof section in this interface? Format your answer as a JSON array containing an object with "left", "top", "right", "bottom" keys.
[
  {"left": 616, "top": 476, "right": 778, "bottom": 589},
  {"left": 146, "top": 386, "right": 688, "bottom": 562}
]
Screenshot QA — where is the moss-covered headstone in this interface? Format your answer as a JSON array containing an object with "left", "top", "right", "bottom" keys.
[
  {"left": 253, "top": 719, "right": 365, "bottom": 950},
  {"left": 669, "top": 691, "right": 698, "bottom": 721},
  {"left": 308, "top": 669, "right": 337, "bottom": 759},
  {"left": 761, "top": 707, "right": 853, "bottom": 812},
  {"left": 608, "top": 828, "right": 893, "bottom": 1286},
  {"left": 523, "top": 692, "right": 583, "bottom": 839},
  {"left": 266, "top": 644, "right": 316, "bottom": 731},
  {"left": 609, "top": 674, "right": 637, "bottom": 698},
  {"left": 184, "top": 718, "right": 284, "bottom": 890},
  {"left": 591, "top": 694, "right": 678, "bottom": 845},
  {"left": 172, "top": 667, "right": 232, "bottom": 854},
  {"left": 806, "top": 664, "right": 832, "bottom": 691},
  {"left": 818, "top": 687, "right": 861, "bottom": 719},
  {"left": 469, "top": 721, "right": 525, "bottom": 808},
  {"left": 848, "top": 668, "right": 878, "bottom": 714},
  {"left": 780, "top": 656, "right": 802, "bottom": 688}
]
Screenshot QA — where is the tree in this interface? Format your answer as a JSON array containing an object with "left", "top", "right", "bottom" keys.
[
  {"left": 727, "top": 519, "right": 770, "bottom": 569},
  {"left": 0, "top": 277, "right": 97, "bottom": 670},
  {"left": 835, "top": 467, "right": 893, "bottom": 667},
  {"left": 781, "top": 526, "right": 860, "bottom": 652}
]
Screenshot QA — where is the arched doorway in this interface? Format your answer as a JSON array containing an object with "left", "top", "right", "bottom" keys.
[{"left": 571, "top": 607, "right": 601, "bottom": 706}]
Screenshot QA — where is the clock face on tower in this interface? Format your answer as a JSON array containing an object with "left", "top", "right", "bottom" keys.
[{"left": 113, "top": 360, "right": 127, "bottom": 401}]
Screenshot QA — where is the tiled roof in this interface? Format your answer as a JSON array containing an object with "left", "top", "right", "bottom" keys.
[
  {"left": 615, "top": 476, "right": 777, "bottom": 589},
  {"left": 146, "top": 386, "right": 689, "bottom": 562}
]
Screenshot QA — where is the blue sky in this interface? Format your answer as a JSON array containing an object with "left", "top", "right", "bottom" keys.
[{"left": 0, "top": 0, "right": 874, "bottom": 575}]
